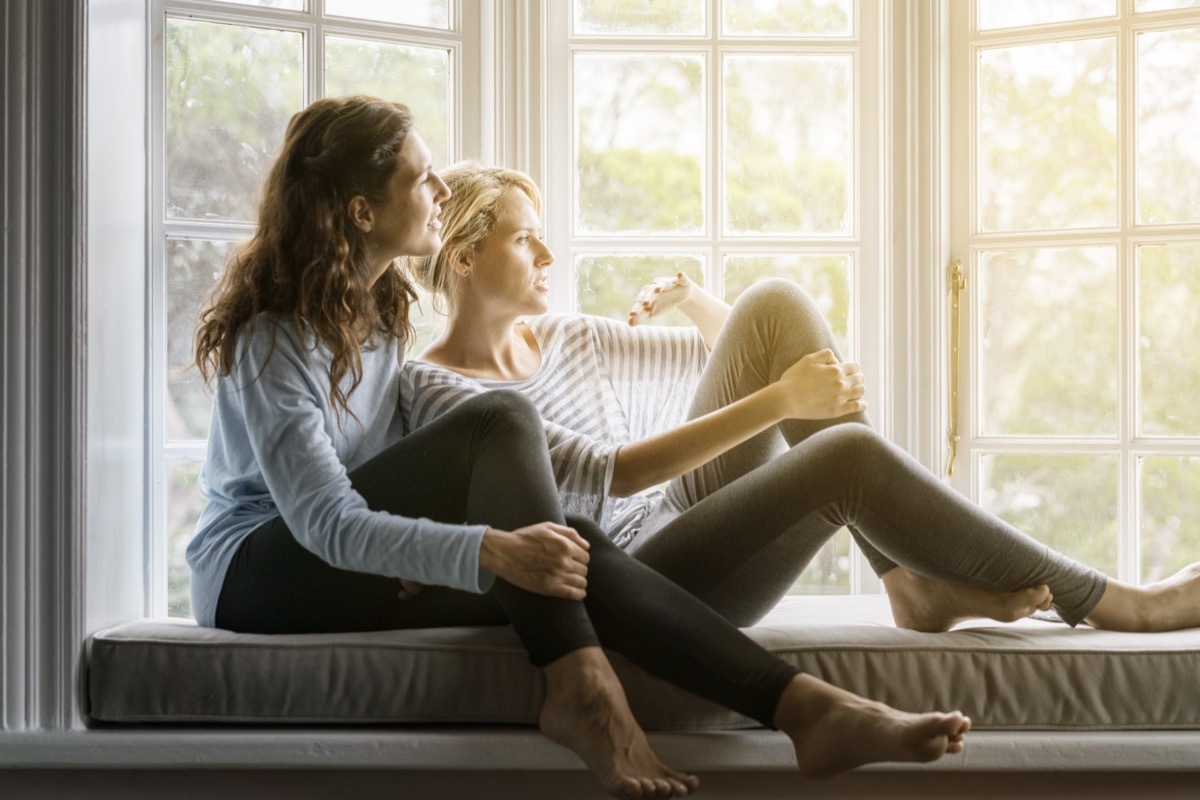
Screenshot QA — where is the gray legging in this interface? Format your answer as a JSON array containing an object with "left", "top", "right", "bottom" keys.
[{"left": 627, "top": 279, "right": 1107, "bottom": 628}]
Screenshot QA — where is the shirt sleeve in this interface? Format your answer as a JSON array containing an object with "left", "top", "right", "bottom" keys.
[{"left": 230, "top": 324, "right": 493, "bottom": 593}]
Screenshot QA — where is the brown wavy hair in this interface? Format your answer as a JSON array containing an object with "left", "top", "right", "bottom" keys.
[{"left": 194, "top": 95, "right": 419, "bottom": 416}]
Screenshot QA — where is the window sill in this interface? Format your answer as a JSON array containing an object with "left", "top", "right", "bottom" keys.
[{"left": 4, "top": 729, "right": 1200, "bottom": 772}]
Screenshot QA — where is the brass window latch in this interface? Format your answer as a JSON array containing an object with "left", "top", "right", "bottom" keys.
[{"left": 947, "top": 259, "right": 965, "bottom": 478}]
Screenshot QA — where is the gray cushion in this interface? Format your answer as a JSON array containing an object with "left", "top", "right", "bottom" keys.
[{"left": 87, "top": 595, "right": 1200, "bottom": 730}]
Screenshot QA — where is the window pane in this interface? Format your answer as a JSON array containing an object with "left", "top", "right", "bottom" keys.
[
  {"left": 168, "top": 238, "right": 239, "bottom": 442},
  {"left": 978, "top": 0, "right": 1115, "bottom": 30},
  {"left": 978, "top": 38, "right": 1117, "bottom": 232},
  {"left": 980, "top": 454, "right": 1118, "bottom": 576},
  {"left": 326, "top": 0, "right": 449, "bottom": 29},
  {"left": 724, "top": 55, "right": 852, "bottom": 236},
  {"left": 790, "top": 527, "right": 851, "bottom": 595},
  {"left": 168, "top": 459, "right": 208, "bottom": 618},
  {"left": 1137, "top": 27, "right": 1200, "bottom": 225},
  {"left": 325, "top": 37, "right": 451, "bottom": 168},
  {"left": 574, "top": 54, "right": 704, "bottom": 235},
  {"left": 576, "top": 254, "right": 705, "bottom": 322},
  {"left": 723, "top": 254, "right": 853, "bottom": 357},
  {"left": 208, "top": 0, "right": 304, "bottom": 9},
  {"left": 573, "top": 0, "right": 704, "bottom": 36},
  {"left": 166, "top": 19, "right": 302, "bottom": 222},
  {"left": 1140, "top": 457, "right": 1200, "bottom": 583},
  {"left": 1138, "top": 0, "right": 1200, "bottom": 10},
  {"left": 722, "top": 0, "right": 852, "bottom": 36},
  {"left": 979, "top": 247, "right": 1118, "bottom": 436},
  {"left": 1139, "top": 243, "right": 1200, "bottom": 436}
]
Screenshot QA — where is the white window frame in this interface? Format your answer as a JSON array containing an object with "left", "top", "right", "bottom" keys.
[{"left": 948, "top": 0, "right": 1200, "bottom": 583}]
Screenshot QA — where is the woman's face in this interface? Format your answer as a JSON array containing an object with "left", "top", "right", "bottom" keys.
[
  {"left": 464, "top": 188, "right": 553, "bottom": 316},
  {"left": 362, "top": 131, "right": 451, "bottom": 280}
]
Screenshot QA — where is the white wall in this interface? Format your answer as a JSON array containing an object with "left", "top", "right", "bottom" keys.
[
  {"left": 85, "top": 0, "right": 148, "bottom": 634},
  {"left": 1, "top": 0, "right": 147, "bottom": 733}
]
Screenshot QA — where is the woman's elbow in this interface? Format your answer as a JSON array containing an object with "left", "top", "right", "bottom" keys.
[
  {"left": 608, "top": 473, "right": 637, "bottom": 498},
  {"left": 607, "top": 458, "right": 649, "bottom": 498}
]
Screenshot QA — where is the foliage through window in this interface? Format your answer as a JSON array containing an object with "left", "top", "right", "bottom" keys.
[
  {"left": 957, "top": 0, "right": 1200, "bottom": 584},
  {"left": 555, "top": 0, "right": 860, "bottom": 594}
]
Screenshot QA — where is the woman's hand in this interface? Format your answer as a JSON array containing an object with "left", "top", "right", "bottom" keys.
[
  {"left": 627, "top": 272, "right": 695, "bottom": 326},
  {"left": 771, "top": 349, "right": 867, "bottom": 420},
  {"left": 478, "top": 523, "right": 591, "bottom": 601}
]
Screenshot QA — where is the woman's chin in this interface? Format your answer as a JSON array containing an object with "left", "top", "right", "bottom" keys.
[{"left": 405, "top": 233, "right": 442, "bottom": 258}]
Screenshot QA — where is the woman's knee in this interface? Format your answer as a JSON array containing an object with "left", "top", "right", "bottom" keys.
[
  {"left": 466, "top": 388, "right": 540, "bottom": 424},
  {"left": 726, "top": 279, "right": 833, "bottom": 356},
  {"left": 814, "top": 422, "right": 892, "bottom": 466},
  {"left": 731, "top": 277, "right": 820, "bottom": 322},
  {"left": 564, "top": 513, "right": 618, "bottom": 552},
  {"left": 458, "top": 389, "right": 544, "bottom": 442}
]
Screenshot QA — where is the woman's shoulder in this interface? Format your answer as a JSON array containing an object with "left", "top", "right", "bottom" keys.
[
  {"left": 219, "top": 312, "right": 312, "bottom": 378},
  {"left": 525, "top": 312, "right": 584, "bottom": 335},
  {"left": 402, "top": 356, "right": 479, "bottom": 388},
  {"left": 235, "top": 311, "right": 307, "bottom": 354},
  {"left": 527, "top": 312, "right": 625, "bottom": 343}
]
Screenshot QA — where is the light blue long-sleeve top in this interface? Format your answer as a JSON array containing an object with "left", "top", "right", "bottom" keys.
[{"left": 186, "top": 314, "right": 491, "bottom": 628}]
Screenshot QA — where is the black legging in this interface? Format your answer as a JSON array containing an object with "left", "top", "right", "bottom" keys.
[{"left": 216, "top": 390, "right": 797, "bottom": 728}]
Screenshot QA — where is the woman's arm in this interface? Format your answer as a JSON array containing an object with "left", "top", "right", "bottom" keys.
[
  {"left": 628, "top": 272, "right": 730, "bottom": 349},
  {"left": 228, "top": 326, "right": 494, "bottom": 593},
  {"left": 609, "top": 348, "right": 866, "bottom": 497}
]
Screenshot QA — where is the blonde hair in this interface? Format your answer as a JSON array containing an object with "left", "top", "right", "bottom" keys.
[{"left": 407, "top": 161, "right": 541, "bottom": 312}]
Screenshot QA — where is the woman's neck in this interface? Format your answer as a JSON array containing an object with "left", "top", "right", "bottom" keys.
[{"left": 422, "top": 302, "right": 541, "bottom": 382}]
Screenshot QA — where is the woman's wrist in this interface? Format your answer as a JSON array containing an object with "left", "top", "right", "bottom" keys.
[
  {"left": 478, "top": 527, "right": 507, "bottom": 575},
  {"left": 757, "top": 382, "right": 791, "bottom": 423}
]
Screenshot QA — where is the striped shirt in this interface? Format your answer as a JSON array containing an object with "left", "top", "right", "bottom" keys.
[{"left": 400, "top": 314, "right": 708, "bottom": 547}]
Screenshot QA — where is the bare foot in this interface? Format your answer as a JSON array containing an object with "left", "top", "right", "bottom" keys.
[
  {"left": 884, "top": 566, "right": 1052, "bottom": 632},
  {"left": 1087, "top": 562, "right": 1200, "bottom": 632},
  {"left": 539, "top": 647, "right": 700, "bottom": 798},
  {"left": 775, "top": 673, "right": 971, "bottom": 779}
]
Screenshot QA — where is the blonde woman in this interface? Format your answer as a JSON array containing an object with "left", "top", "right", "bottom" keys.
[{"left": 403, "top": 161, "right": 1200, "bottom": 637}]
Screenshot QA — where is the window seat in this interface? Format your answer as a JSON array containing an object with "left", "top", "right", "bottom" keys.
[
  {"left": 89, "top": 594, "right": 1200, "bottom": 731},
  {"left": 77, "top": 592, "right": 1200, "bottom": 791}
]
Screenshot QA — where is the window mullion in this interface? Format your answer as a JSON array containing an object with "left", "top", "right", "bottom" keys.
[
  {"left": 148, "top": 1, "right": 170, "bottom": 619},
  {"left": 1119, "top": 9, "right": 1135, "bottom": 583}
]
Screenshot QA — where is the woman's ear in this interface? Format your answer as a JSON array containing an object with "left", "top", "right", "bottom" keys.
[
  {"left": 347, "top": 195, "right": 374, "bottom": 234},
  {"left": 453, "top": 247, "right": 473, "bottom": 278}
]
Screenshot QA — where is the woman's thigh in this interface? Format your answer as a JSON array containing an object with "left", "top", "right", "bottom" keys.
[
  {"left": 215, "top": 515, "right": 506, "bottom": 634},
  {"left": 215, "top": 391, "right": 555, "bottom": 633},
  {"left": 633, "top": 436, "right": 856, "bottom": 627}
]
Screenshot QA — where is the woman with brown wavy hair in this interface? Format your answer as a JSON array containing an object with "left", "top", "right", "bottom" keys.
[{"left": 186, "top": 95, "right": 970, "bottom": 800}]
